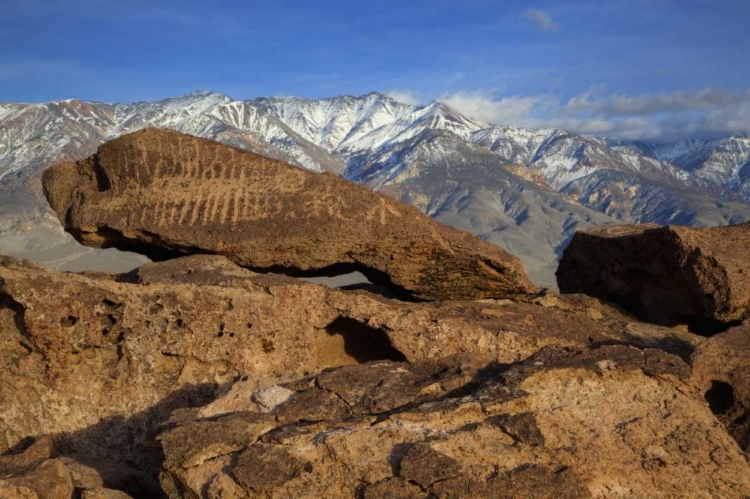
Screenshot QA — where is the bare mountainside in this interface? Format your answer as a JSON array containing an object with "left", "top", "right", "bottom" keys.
[{"left": 2, "top": 91, "right": 750, "bottom": 286}]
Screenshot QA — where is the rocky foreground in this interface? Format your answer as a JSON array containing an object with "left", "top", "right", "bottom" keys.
[{"left": 1, "top": 129, "right": 750, "bottom": 498}]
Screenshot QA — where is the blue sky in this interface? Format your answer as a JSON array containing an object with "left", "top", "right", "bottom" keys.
[{"left": 2, "top": 0, "right": 749, "bottom": 139}]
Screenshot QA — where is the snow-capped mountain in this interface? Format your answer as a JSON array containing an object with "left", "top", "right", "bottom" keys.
[
  {"left": 2, "top": 90, "right": 750, "bottom": 286},
  {"left": 0, "top": 91, "right": 343, "bottom": 186},
  {"left": 620, "top": 135, "right": 750, "bottom": 201},
  {"left": 251, "top": 93, "right": 418, "bottom": 152}
]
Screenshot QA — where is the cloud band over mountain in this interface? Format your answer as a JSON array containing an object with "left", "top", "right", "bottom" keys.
[{"left": 434, "top": 88, "right": 750, "bottom": 141}]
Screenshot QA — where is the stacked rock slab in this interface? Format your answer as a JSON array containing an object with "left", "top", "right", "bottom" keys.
[
  {"left": 557, "top": 223, "right": 750, "bottom": 327},
  {"left": 42, "top": 127, "right": 536, "bottom": 301}
]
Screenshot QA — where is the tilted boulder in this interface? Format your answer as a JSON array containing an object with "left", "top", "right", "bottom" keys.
[
  {"left": 557, "top": 223, "right": 750, "bottom": 328},
  {"left": 158, "top": 346, "right": 750, "bottom": 498},
  {"left": 42, "top": 127, "right": 536, "bottom": 300}
]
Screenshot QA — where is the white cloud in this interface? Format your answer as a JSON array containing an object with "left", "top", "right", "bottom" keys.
[
  {"left": 436, "top": 88, "right": 750, "bottom": 140},
  {"left": 440, "top": 91, "right": 554, "bottom": 127},
  {"left": 386, "top": 90, "right": 423, "bottom": 106},
  {"left": 522, "top": 9, "right": 560, "bottom": 33}
]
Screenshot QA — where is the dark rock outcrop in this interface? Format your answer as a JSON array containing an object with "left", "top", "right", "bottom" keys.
[
  {"left": 158, "top": 348, "right": 750, "bottom": 498},
  {"left": 42, "top": 127, "right": 537, "bottom": 300},
  {"left": 557, "top": 223, "right": 750, "bottom": 328}
]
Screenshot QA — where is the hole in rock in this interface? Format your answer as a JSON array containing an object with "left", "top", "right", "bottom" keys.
[
  {"left": 281, "top": 263, "right": 419, "bottom": 301},
  {"left": 100, "top": 314, "right": 117, "bottom": 335},
  {"left": 315, "top": 317, "right": 406, "bottom": 367},
  {"left": 60, "top": 315, "right": 78, "bottom": 327},
  {"left": 706, "top": 381, "right": 735, "bottom": 415},
  {"left": 90, "top": 228, "right": 417, "bottom": 299},
  {"left": 92, "top": 159, "right": 112, "bottom": 192},
  {"left": 74, "top": 228, "right": 187, "bottom": 262},
  {"left": 299, "top": 271, "right": 371, "bottom": 289},
  {"left": 685, "top": 317, "right": 743, "bottom": 337}
]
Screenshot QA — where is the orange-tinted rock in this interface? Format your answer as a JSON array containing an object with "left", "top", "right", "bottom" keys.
[
  {"left": 0, "top": 252, "right": 704, "bottom": 453},
  {"left": 158, "top": 347, "right": 750, "bottom": 498},
  {"left": 0, "top": 253, "right": 707, "bottom": 497},
  {"left": 557, "top": 223, "right": 750, "bottom": 328},
  {"left": 42, "top": 128, "right": 536, "bottom": 300}
]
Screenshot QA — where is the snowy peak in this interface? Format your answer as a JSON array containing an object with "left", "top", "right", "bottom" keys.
[
  {"left": 110, "top": 91, "right": 233, "bottom": 136},
  {"left": 251, "top": 92, "right": 417, "bottom": 152},
  {"left": 407, "top": 101, "right": 487, "bottom": 139},
  {"left": 333, "top": 99, "right": 485, "bottom": 155},
  {"left": 470, "top": 125, "right": 559, "bottom": 165}
]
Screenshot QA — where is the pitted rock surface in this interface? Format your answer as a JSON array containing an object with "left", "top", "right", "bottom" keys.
[
  {"left": 557, "top": 223, "right": 750, "bottom": 327},
  {"left": 0, "top": 254, "right": 719, "bottom": 497},
  {"left": 42, "top": 127, "right": 536, "bottom": 300},
  {"left": 0, "top": 254, "right": 704, "bottom": 460},
  {"left": 158, "top": 347, "right": 750, "bottom": 498}
]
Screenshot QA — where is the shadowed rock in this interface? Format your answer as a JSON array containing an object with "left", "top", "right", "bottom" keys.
[
  {"left": 692, "top": 326, "right": 750, "bottom": 451},
  {"left": 557, "top": 223, "right": 750, "bottom": 329},
  {"left": 42, "top": 127, "right": 536, "bottom": 300}
]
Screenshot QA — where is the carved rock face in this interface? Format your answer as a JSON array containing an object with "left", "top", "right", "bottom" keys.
[
  {"left": 557, "top": 223, "right": 750, "bottom": 328},
  {"left": 42, "top": 127, "right": 536, "bottom": 300}
]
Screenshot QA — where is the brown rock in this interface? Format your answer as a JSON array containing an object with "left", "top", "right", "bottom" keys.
[
  {"left": 0, "top": 438, "right": 156, "bottom": 498},
  {"left": 362, "top": 477, "right": 429, "bottom": 499},
  {"left": 42, "top": 127, "right": 536, "bottom": 300},
  {"left": 158, "top": 346, "right": 750, "bottom": 498},
  {"left": 692, "top": 325, "right": 750, "bottom": 451},
  {"left": 432, "top": 465, "right": 592, "bottom": 499},
  {"left": 0, "top": 253, "right": 713, "bottom": 497},
  {"left": 398, "top": 443, "right": 461, "bottom": 488},
  {"left": 0, "top": 254, "right": 703, "bottom": 460},
  {"left": 557, "top": 223, "right": 750, "bottom": 328},
  {"left": 0, "top": 459, "right": 74, "bottom": 499},
  {"left": 0, "top": 481, "right": 38, "bottom": 499},
  {"left": 232, "top": 445, "right": 308, "bottom": 494}
]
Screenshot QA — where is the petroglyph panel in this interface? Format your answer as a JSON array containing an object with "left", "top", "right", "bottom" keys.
[{"left": 44, "top": 128, "right": 536, "bottom": 300}]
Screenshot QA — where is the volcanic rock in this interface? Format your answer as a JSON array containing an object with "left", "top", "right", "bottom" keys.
[
  {"left": 557, "top": 223, "right": 750, "bottom": 328},
  {"left": 158, "top": 347, "right": 750, "bottom": 498},
  {"left": 0, "top": 253, "right": 706, "bottom": 494},
  {"left": 42, "top": 127, "right": 536, "bottom": 300}
]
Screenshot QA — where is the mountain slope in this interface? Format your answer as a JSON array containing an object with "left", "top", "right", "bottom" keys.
[{"left": 344, "top": 129, "right": 617, "bottom": 287}]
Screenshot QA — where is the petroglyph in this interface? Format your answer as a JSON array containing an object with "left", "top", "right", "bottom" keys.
[{"left": 43, "top": 128, "right": 536, "bottom": 300}]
